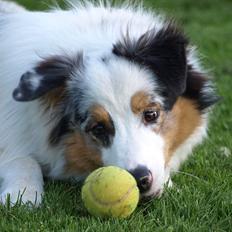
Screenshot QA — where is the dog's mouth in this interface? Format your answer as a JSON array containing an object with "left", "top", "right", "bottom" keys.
[{"left": 140, "top": 188, "right": 163, "bottom": 202}]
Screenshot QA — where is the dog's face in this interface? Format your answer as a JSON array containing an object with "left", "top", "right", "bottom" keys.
[
  {"left": 13, "top": 24, "right": 218, "bottom": 198},
  {"left": 74, "top": 58, "right": 166, "bottom": 197}
]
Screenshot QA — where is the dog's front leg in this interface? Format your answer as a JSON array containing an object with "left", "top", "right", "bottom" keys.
[{"left": 0, "top": 156, "right": 43, "bottom": 206}]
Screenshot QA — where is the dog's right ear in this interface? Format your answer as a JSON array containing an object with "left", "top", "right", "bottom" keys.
[{"left": 13, "top": 54, "right": 84, "bottom": 101}]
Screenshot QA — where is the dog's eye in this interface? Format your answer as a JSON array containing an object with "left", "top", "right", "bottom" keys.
[
  {"left": 143, "top": 110, "right": 159, "bottom": 124},
  {"left": 91, "top": 123, "right": 105, "bottom": 137}
]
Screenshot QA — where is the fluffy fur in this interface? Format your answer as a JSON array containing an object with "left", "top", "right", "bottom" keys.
[
  {"left": 0, "top": 1, "right": 218, "bottom": 205},
  {"left": 0, "top": 0, "right": 25, "bottom": 13}
]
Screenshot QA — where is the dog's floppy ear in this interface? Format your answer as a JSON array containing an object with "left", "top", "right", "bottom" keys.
[
  {"left": 113, "top": 23, "right": 188, "bottom": 110},
  {"left": 13, "top": 54, "right": 83, "bottom": 102}
]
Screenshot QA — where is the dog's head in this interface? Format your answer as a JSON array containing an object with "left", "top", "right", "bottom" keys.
[{"left": 13, "top": 24, "right": 218, "bottom": 198}]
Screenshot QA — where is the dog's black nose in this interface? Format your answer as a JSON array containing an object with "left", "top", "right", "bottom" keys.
[{"left": 129, "top": 166, "right": 153, "bottom": 193}]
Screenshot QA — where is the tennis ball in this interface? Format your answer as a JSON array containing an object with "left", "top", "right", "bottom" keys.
[{"left": 81, "top": 166, "right": 139, "bottom": 218}]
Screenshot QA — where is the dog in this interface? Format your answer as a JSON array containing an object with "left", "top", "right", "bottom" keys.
[{"left": 0, "top": 0, "right": 218, "bottom": 206}]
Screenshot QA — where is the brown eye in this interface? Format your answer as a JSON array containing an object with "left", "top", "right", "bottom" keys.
[
  {"left": 143, "top": 110, "right": 159, "bottom": 124},
  {"left": 91, "top": 123, "right": 105, "bottom": 137}
]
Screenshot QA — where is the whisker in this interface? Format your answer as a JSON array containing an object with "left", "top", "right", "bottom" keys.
[{"left": 173, "top": 170, "right": 209, "bottom": 184}]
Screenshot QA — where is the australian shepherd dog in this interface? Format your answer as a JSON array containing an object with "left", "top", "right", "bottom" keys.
[{"left": 0, "top": 1, "right": 218, "bottom": 206}]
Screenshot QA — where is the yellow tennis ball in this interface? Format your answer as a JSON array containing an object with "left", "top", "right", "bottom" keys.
[{"left": 81, "top": 166, "right": 139, "bottom": 218}]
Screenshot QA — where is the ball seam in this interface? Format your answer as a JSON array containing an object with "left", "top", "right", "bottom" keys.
[{"left": 89, "top": 183, "right": 138, "bottom": 206}]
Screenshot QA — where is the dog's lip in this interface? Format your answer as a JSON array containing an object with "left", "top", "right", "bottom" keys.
[{"left": 140, "top": 189, "right": 162, "bottom": 202}]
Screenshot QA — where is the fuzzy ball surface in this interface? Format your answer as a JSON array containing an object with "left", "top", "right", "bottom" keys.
[{"left": 81, "top": 166, "right": 139, "bottom": 218}]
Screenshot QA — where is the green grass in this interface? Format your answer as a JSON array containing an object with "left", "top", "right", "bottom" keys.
[{"left": 1, "top": 0, "right": 232, "bottom": 231}]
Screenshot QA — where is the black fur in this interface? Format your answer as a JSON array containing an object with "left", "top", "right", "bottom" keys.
[
  {"left": 49, "top": 115, "right": 71, "bottom": 146},
  {"left": 49, "top": 111, "right": 88, "bottom": 146},
  {"left": 13, "top": 54, "right": 83, "bottom": 102},
  {"left": 184, "top": 67, "right": 220, "bottom": 111},
  {"left": 113, "top": 23, "right": 188, "bottom": 110},
  {"left": 13, "top": 53, "right": 85, "bottom": 145},
  {"left": 85, "top": 117, "right": 115, "bottom": 148}
]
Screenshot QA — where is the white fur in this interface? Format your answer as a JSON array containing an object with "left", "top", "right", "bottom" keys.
[
  {"left": 72, "top": 57, "right": 163, "bottom": 114},
  {"left": 103, "top": 123, "right": 165, "bottom": 196},
  {"left": 0, "top": 1, "right": 208, "bottom": 206},
  {"left": 165, "top": 116, "right": 208, "bottom": 181},
  {"left": 73, "top": 58, "right": 165, "bottom": 194},
  {"left": 0, "top": 0, "right": 25, "bottom": 13},
  {"left": 0, "top": 157, "right": 43, "bottom": 206}
]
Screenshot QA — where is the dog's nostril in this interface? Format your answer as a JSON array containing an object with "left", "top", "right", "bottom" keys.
[
  {"left": 129, "top": 166, "right": 153, "bottom": 193},
  {"left": 140, "top": 175, "right": 152, "bottom": 189},
  {"left": 138, "top": 172, "right": 152, "bottom": 193}
]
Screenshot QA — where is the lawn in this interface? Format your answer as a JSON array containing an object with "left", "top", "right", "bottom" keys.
[{"left": 0, "top": 0, "right": 232, "bottom": 231}]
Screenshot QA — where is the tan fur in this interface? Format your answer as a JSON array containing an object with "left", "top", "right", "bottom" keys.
[
  {"left": 65, "top": 132, "right": 103, "bottom": 175},
  {"left": 131, "top": 91, "right": 164, "bottom": 129},
  {"left": 131, "top": 91, "right": 160, "bottom": 114},
  {"left": 89, "top": 105, "right": 111, "bottom": 126},
  {"left": 131, "top": 91, "right": 151, "bottom": 114},
  {"left": 43, "top": 89, "right": 201, "bottom": 174},
  {"left": 40, "top": 87, "right": 65, "bottom": 111},
  {"left": 86, "top": 105, "right": 115, "bottom": 145},
  {"left": 130, "top": 92, "right": 201, "bottom": 163},
  {"left": 160, "top": 97, "right": 202, "bottom": 164}
]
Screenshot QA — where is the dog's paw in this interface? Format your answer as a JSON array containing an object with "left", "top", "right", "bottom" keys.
[{"left": 0, "top": 187, "right": 43, "bottom": 207}]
